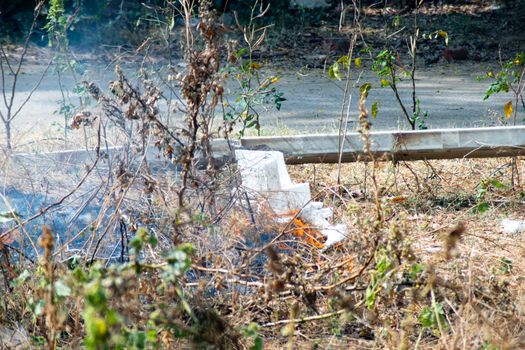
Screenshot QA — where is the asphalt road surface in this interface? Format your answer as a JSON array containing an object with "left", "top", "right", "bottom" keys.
[{"left": 1, "top": 60, "right": 520, "bottom": 146}]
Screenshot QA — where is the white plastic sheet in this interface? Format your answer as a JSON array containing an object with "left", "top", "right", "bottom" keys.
[{"left": 236, "top": 150, "right": 348, "bottom": 248}]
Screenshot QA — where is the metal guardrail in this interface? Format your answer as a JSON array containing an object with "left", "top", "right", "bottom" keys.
[
  {"left": 11, "top": 126, "right": 525, "bottom": 165},
  {"left": 240, "top": 126, "right": 525, "bottom": 163}
]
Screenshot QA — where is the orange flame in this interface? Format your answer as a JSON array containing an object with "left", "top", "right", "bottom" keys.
[{"left": 290, "top": 215, "right": 325, "bottom": 249}]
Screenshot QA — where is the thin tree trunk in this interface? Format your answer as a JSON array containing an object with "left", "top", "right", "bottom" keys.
[{"left": 5, "top": 121, "right": 11, "bottom": 150}]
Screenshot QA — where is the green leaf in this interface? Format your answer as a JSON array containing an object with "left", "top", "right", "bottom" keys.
[
  {"left": 329, "top": 63, "right": 342, "bottom": 80},
  {"left": 359, "top": 83, "right": 372, "bottom": 97},
  {"left": 180, "top": 295, "right": 195, "bottom": 320},
  {"left": 333, "top": 63, "right": 343, "bottom": 80},
  {"left": 54, "top": 279, "right": 71, "bottom": 297},
  {"left": 337, "top": 55, "right": 350, "bottom": 68},
  {"left": 223, "top": 112, "right": 235, "bottom": 121},
  {"left": 236, "top": 48, "right": 248, "bottom": 59},
  {"left": 32, "top": 336, "right": 47, "bottom": 346},
  {"left": 409, "top": 263, "right": 425, "bottom": 280},
  {"left": 135, "top": 331, "right": 147, "bottom": 349},
  {"left": 434, "top": 303, "right": 448, "bottom": 329},
  {"left": 499, "top": 257, "right": 513, "bottom": 274},
  {"left": 328, "top": 65, "right": 335, "bottom": 79},
  {"left": 365, "top": 284, "right": 377, "bottom": 309},
  {"left": 86, "top": 314, "right": 108, "bottom": 342},
  {"left": 514, "top": 52, "right": 525, "bottom": 65},
  {"left": 130, "top": 235, "right": 144, "bottom": 253},
  {"left": 482, "top": 341, "right": 503, "bottom": 350},
  {"left": 371, "top": 101, "right": 379, "bottom": 118},
  {"left": 274, "top": 93, "right": 286, "bottom": 111},
  {"left": 241, "top": 323, "right": 264, "bottom": 350},
  {"left": 376, "top": 253, "right": 392, "bottom": 274},
  {"left": 179, "top": 243, "right": 195, "bottom": 255},
  {"left": 242, "top": 323, "right": 260, "bottom": 337},
  {"left": 417, "top": 302, "right": 448, "bottom": 332},
  {"left": 376, "top": 50, "right": 390, "bottom": 60},
  {"left": 15, "top": 270, "right": 31, "bottom": 286},
  {"left": 392, "top": 16, "right": 401, "bottom": 28},
  {"left": 246, "top": 121, "right": 258, "bottom": 129},
  {"left": 148, "top": 235, "right": 158, "bottom": 246},
  {"left": 251, "top": 337, "right": 263, "bottom": 350},
  {"left": 33, "top": 299, "right": 45, "bottom": 316},
  {"left": 489, "top": 179, "right": 505, "bottom": 189},
  {"left": 484, "top": 81, "right": 509, "bottom": 100},
  {"left": 418, "top": 306, "right": 434, "bottom": 328},
  {"left": 474, "top": 202, "right": 490, "bottom": 214},
  {"left": 146, "top": 329, "right": 157, "bottom": 343}
]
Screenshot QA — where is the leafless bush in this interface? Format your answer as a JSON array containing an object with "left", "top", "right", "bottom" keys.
[{"left": 0, "top": 0, "right": 49, "bottom": 151}]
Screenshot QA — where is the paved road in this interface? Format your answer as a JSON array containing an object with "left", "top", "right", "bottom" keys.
[
  {"left": 268, "top": 63, "right": 519, "bottom": 133},
  {"left": 1, "top": 60, "right": 519, "bottom": 146}
]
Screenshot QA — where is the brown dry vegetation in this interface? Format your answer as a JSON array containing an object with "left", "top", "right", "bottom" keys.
[
  {"left": 261, "top": 158, "right": 525, "bottom": 348},
  {"left": 3, "top": 152, "right": 525, "bottom": 348},
  {"left": 1, "top": 1, "right": 525, "bottom": 349}
]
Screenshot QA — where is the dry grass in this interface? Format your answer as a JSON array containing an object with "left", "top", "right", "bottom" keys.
[
  {"left": 276, "top": 158, "right": 525, "bottom": 349},
  {"left": 2, "top": 142, "right": 525, "bottom": 349}
]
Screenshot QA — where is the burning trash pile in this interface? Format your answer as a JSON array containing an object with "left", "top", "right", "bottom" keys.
[{"left": 235, "top": 150, "right": 348, "bottom": 250}]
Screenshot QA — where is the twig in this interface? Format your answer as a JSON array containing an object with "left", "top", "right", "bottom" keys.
[
  {"left": 261, "top": 309, "right": 347, "bottom": 327},
  {"left": 88, "top": 141, "right": 149, "bottom": 263},
  {"left": 314, "top": 238, "right": 377, "bottom": 291},
  {"left": 336, "top": 2, "right": 360, "bottom": 187},
  {"left": 0, "top": 123, "right": 102, "bottom": 247},
  {"left": 3, "top": 244, "right": 35, "bottom": 264}
]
